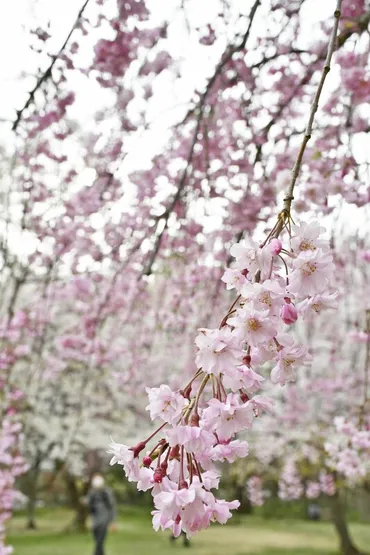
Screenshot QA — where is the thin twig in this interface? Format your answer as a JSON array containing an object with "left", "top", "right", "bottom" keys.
[
  {"left": 274, "top": 0, "right": 343, "bottom": 236},
  {"left": 12, "top": 0, "right": 91, "bottom": 131},
  {"left": 143, "top": 0, "right": 261, "bottom": 276}
]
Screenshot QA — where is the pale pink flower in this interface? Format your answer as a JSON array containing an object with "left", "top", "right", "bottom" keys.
[
  {"left": 204, "top": 496, "right": 240, "bottom": 524},
  {"left": 200, "top": 470, "right": 221, "bottom": 490},
  {"left": 228, "top": 308, "right": 277, "bottom": 347},
  {"left": 290, "top": 221, "right": 327, "bottom": 253},
  {"left": 166, "top": 425, "right": 215, "bottom": 453},
  {"left": 195, "top": 327, "right": 241, "bottom": 376},
  {"left": 137, "top": 467, "right": 154, "bottom": 491},
  {"left": 146, "top": 384, "right": 189, "bottom": 425},
  {"left": 201, "top": 393, "right": 254, "bottom": 440},
  {"left": 223, "top": 365, "right": 264, "bottom": 393},
  {"left": 152, "top": 510, "right": 181, "bottom": 537},
  {"left": 230, "top": 238, "right": 272, "bottom": 279},
  {"left": 249, "top": 395, "right": 274, "bottom": 416},
  {"left": 229, "top": 237, "right": 261, "bottom": 272},
  {"left": 210, "top": 439, "right": 249, "bottom": 463},
  {"left": 240, "top": 280, "right": 285, "bottom": 314},
  {"left": 154, "top": 484, "right": 196, "bottom": 515},
  {"left": 297, "top": 291, "right": 338, "bottom": 317},
  {"left": 288, "top": 250, "right": 335, "bottom": 297},
  {"left": 270, "top": 335, "right": 312, "bottom": 386},
  {"left": 107, "top": 439, "right": 140, "bottom": 481},
  {"left": 221, "top": 268, "right": 247, "bottom": 292}
]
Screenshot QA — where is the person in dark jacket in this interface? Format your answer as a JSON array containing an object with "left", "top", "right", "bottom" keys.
[{"left": 87, "top": 474, "right": 116, "bottom": 555}]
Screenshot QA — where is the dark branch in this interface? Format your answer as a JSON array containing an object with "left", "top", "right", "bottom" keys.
[
  {"left": 12, "top": 0, "right": 91, "bottom": 131},
  {"left": 143, "top": 0, "right": 262, "bottom": 276}
]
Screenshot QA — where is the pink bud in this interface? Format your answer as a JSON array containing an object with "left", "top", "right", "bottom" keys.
[
  {"left": 142, "top": 456, "right": 152, "bottom": 467},
  {"left": 131, "top": 441, "right": 146, "bottom": 458},
  {"left": 153, "top": 469, "right": 164, "bottom": 483},
  {"left": 239, "top": 390, "right": 249, "bottom": 403},
  {"left": 281, "top": 303, "right": 298, "bottom": 325},
  {"left": 180, "top": 384, "right": 192, "bottom": 399},
  {"left": 179, "top": 480, "right": 188, "bottom": 490},
  {"left": 269, "top": 238, "right": 282, "bottom": 256},
  {"left": 242, "top": 354, "right": 251, "bottom": 367}
]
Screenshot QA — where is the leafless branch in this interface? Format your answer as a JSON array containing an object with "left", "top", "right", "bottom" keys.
[{"left": 12, "top": 0, "right": 91, "bottom": 131}]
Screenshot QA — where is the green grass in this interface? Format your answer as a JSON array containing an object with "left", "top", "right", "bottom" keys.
[{"left": 7, "top": 506, "right": 370, "bottom": 555}]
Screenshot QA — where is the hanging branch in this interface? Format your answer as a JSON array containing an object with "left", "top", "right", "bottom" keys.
[
  {"left": 12, "top": 0, "right": 91, "bottom": 132},
  {"left": 277, "top": 0, "right": 343, "bottom": 227},
  {"left": 143, "top": 0, "right": 261, "bottom": 276}
]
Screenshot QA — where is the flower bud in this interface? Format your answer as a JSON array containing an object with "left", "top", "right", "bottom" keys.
[
  {"left": 239, "top": 390, "right": 249, "bottom": 403},
  {"left": 142, "top": 456, "right": 152, "bottom": 467},
  {"left": 269, "top": 238, "right": 282, "bottom": 256},
  {"left": 131, "top": 441, "right": 146, "bottom": 458},
  {"left": 179, "top": 480, "right": 188, "bottom": 490},
  {"left": 153, "top": 469, "right": 164, "bottom": 483},
  {"left": 281, "top": 303, "right": 298, "bottom": 325},
  {"left": 242, "top": 354, "right": 251, "bottom": 366}
]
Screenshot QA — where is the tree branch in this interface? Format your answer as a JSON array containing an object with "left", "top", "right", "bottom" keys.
[
  {"left": 12, "top": 0, "right": 91, "bottom": 131},
  {"left": 143, "top": 0, "right": 261, "bottom": 276}
]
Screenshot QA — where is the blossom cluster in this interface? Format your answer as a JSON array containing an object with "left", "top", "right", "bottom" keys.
[
  {"left": 0, "top": 418, "right": 27, "bottom": 555},
  {"left": 325, "top": 417, "right": 370, "bottom": 483},
  {"left": 278, "top": 459, "right": 336, "bottom": 501},
  {"left": 109, "top": 220, "right": 336, "bottom": 536}
]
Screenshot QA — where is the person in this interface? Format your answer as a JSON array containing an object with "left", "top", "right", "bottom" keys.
[
  {"left": 87, "top": 474, "right": 116, "bottom": 555},
  {"left": 308, "top": 503, "right": 321, "bottom": 521}
]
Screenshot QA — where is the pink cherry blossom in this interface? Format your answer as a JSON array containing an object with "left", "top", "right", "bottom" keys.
[
  {"left": 270, "top": 335, "right": 312, "bottom": 386},
  {"left": 288, "top": 249, "right": 335, "bottom": 297},
  {"left": 146, "top": 384, "right": 189, "bottom": 425},
  {"left": 166, "top": 425, "right": 215, "bottom": 454},
  {"left": 210, "top": 439, "right": 249, "bottom": 463},
  {"left": 195, "top": 327, "right": 241, "bottom": 376},
  {"left": 228, "top": 308, "right": 278, "bottom": 347},
  {"left": 223, "top": 365, "right": 264, "bottom": 392},
  {"left": 201, "top": 394, "right": 254, "bottom": 440},
  {"left": 290, "top": 221, "right": 327, "bottom": 253},
  {"left": 221, "top": 268, "right": 247, "bottom": 292}
]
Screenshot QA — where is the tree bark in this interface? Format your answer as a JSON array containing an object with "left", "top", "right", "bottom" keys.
[
  {"left": 235, "top": 483, "right": 253, "bottom": 514},
  {"left": 25, "top": 458, "right": 41, "bottom": 530},
  {"left": 328, "top": 491, "right": 366, "bottom": 555},
  {"left": 64, "top": 471, "right": 88, "bottom": 532}
]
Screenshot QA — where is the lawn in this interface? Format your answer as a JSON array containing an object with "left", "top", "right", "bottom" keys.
[{"left": 7, "top": 507, "right": 370, "bottom": 555}]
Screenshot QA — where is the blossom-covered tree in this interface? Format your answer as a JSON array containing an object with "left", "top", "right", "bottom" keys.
[{"left": 1, "top": 0, "right": 370, "bottom": 552}]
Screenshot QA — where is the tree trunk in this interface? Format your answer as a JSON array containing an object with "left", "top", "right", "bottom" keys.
[
  {"left": 26, "top": 460, "right": 41, "bottom": 530},
  {"left": 328, "top": 492, "right": 366, "bottom": 555},
  {"left": 235, "top": 484, "right": 253, "bottom": 514},
  {"left": 64, "top": 471, "right": 88, "bottom": 532}
]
